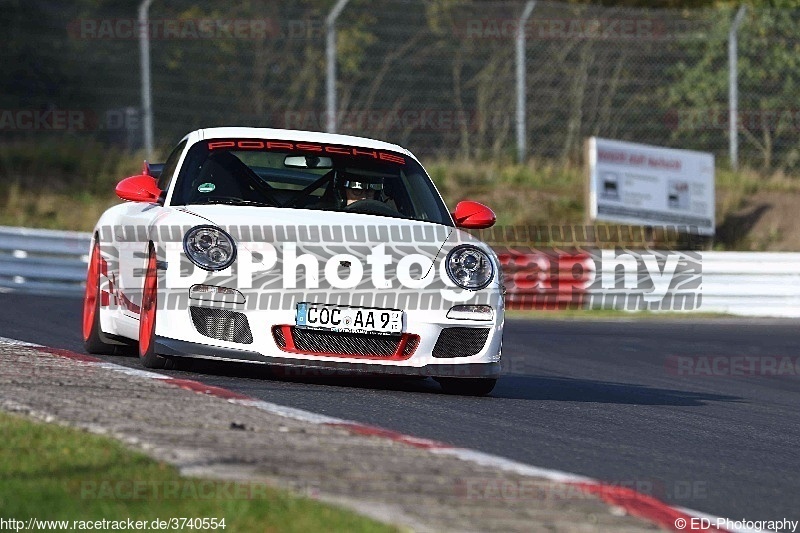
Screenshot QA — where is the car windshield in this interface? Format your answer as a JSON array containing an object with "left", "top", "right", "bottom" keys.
[{"left": 170, "top": 139, "right": 453, "bottom": 226}]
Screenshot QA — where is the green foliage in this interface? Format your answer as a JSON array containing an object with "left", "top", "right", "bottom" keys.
[
  {"left": 665, "top": 5, "right": 800, "bottom": 171},
  {"left": 0, "top": 137, "right": 142, "bottom": 195},
  {"left": 6, "top": 0, "right": 799, "bottom": 168},
  {"left": 0, "top": 412, "right": 395, "bottom": 532}
]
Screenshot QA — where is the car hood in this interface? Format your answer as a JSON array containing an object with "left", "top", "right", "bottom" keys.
[
  {"left": 179, "top": 204, "right": 449, "bottom": 234},
  {"left": 177, "top": 205, "right": 459, "bottom": 251},
  {"left": 179, "top": 204, "right": 452, "bottom": 277},
  {"left": 173, "top": 204, "right": 494, "bottom": 292}
]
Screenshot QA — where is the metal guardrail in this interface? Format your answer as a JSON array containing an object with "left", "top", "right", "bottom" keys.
[
  {"left": 694, "top": 252, "right": 800, "bottom": 318},
  {"left": 0, "top": 226, "right": 91, "bottom": 296},
  {"left": 1, "top": 226, "right": 799, "bottom": 317},
  {"left": 583, "top": 252, "right": 800, "bottom": 318}
]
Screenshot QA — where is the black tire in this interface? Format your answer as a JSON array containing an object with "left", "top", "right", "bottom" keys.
[
  {"left": 435, "top": 377, "right": 497, "bottom": 396},
  {"left": 83, "top": 239, "right": 117, "bottom": 355},
  {"left": 163, "top": 357, "right": 193, "bottom": 371}
]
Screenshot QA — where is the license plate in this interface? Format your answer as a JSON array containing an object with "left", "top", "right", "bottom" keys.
[{"left": 295, "top": 303, "right": 402, "bottom": 335}]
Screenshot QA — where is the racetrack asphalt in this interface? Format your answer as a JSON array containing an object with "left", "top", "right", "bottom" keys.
[{"left": 2, "top": 292, "right": 798, "bottom": 528}]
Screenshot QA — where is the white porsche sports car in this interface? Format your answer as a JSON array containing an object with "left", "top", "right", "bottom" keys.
[{"left": 83, "top": 127, "right": 503, "bottom": 395}]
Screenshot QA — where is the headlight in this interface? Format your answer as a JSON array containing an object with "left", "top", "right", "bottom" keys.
[
  {"left": 183, "top": 225, "right": 236, "bottom": 271},
  {"left": 445, "top": 245, "right": 494, "bottom": 290}
]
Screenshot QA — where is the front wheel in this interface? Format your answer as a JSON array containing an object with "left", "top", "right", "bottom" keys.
[
  {"left": 138, "top": 244, "right": 166, "bottom": 369},
  {"left": 83, "top": 239, "right": 116, "bottom": 354},
  {"left": 435, "top": 377, "right": 497, "bottom": 396}
]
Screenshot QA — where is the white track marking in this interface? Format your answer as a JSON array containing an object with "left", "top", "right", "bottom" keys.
[{"left": 0, "top": 337, "right": 41, "bottom": 346}]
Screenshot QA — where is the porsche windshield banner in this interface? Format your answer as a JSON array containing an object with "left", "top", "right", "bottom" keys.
[{"left": 206, "top": 139, "right": 407, "bottom": 165}]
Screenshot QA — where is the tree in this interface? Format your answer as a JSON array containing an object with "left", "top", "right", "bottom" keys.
[{"left": 665, "top": 5, "right": 800, "bottom": 171}]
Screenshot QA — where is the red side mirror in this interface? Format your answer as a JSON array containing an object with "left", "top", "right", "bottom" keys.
[
  {"left": 452, "top": 201, "right": 496, "bottom": 229},
  {"left": 116, "top": 175, "right": 162, "bottom": 203}
]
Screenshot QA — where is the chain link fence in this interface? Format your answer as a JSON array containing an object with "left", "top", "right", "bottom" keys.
[{"left": 2, "top": 1, "right": 799, "bottom": 170}]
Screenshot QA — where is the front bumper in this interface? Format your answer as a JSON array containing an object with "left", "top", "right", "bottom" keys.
[{"left": 155, "top": 336, "right": 501, "bottom": 378}]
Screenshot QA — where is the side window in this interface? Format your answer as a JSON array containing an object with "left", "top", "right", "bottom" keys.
[{"left": 157, "top": 140, "right": 187, "bottom": 192}]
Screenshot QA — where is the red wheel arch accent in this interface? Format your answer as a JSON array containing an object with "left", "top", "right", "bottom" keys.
[
  {"left": 82, "top": 240, "right": 100, "bottom": 341},
  {"left": 139, "top": 246, "right": 158, "bottom": 357}
]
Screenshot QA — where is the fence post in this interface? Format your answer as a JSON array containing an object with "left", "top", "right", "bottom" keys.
[
  {"left": 515, "top": 1, "right": 536, "bottom": 164},
  {"left": 728, "top": 5, "right": 746, "bottom": 171},
  {"left": 326, "top": 0, "right": 351, "bottom": 134},
  {"left": 139, "top": 0, "right": 154, "bottom": 159}
]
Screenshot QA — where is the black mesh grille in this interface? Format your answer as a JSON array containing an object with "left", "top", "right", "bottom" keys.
[
  {"left": 294, "top": 328, "right": 397, "bottom": 356},
  {"left": 432, "top": 327, "right": 490, "bottom": 358},
  {"left": 273, "top": 326, "right": 285, "bottom": 347},
  {"left": 274, "top": 327, "right": 417, "bottom": 358},
  {"left": 189, "top": 306, "right": 253, "bottom": 344},
  {"left": 402, "top": 335, "right": 420, "bottom": 357}
]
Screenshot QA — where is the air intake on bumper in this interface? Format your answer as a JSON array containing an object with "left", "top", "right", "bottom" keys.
[
  {"left": 272, "top": 326, "right": 419, "bottom": 361},
  {"left": 189, "top": 306, "right": 253, "bottom": 344},
  {"left": 432, "top": 327, "right": 490, "bottom": 358}
]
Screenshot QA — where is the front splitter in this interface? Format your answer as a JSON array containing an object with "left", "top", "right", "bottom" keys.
[{"left": 154, "top": 336, "right": 501, "bottom": 378}]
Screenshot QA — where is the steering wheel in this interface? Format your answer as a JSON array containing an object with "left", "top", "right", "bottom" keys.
[{"left": 344, "top": 199, "right": 400, "bottom": 217}]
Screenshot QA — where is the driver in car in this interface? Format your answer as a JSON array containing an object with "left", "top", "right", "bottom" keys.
[{"left": 341, "top": 175, "right": 385, "bottom": 206}]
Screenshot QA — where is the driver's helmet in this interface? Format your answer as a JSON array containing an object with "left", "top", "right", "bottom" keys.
[
  {"left": 342, "top": 175, "right": 384, "bottom": 193},
  {"left": 338, "top": 172, "right": 385, "bottom": 205}
]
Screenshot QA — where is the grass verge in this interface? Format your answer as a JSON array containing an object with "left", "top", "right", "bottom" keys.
[
  {"left": 0, "top": 411, "right": 396, "bottom": 533},
  {"left": 2, "top": 140, "right": 800, "bottom": 249}
]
